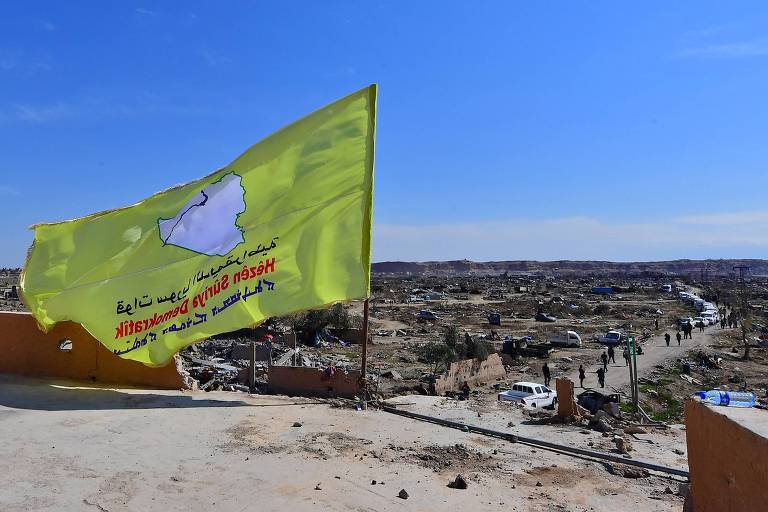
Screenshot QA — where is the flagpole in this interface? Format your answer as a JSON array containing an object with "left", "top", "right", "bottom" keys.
[{"left": 360, "top": 298, "right": 369, "bottom": 409}]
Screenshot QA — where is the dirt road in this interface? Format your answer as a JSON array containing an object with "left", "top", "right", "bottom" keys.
[{"left": 567, "top": 324, "right": 720, "bottom": 392}]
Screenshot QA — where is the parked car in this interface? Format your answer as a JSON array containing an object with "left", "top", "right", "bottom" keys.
[
  {"left": 417, "top": 310, "right": 438, "bottom": 321},
  {"left": 701, "top": 311, "right": 718, "bottom": 325},
  {"left": 596, "top": 330, "right": 623, "bottom": 345},
  {"left": 546, "top": 330, "right": 582, "bottom": 347},
  {"left": 577, "top": 389, "right": 621, "bottom": 414},
  {"left": 678, "top": 316, "right": 694, "bottom": 326},
  {"left": 498, "top": 382, "right": 557, "bottom": 408},
  {"left": 535, "top": 312, "right": 557, "bottom": 322}
]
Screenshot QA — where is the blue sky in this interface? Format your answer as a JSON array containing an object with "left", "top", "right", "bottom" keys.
[{"left": 2, "top": 2, "right": 768, "bottom": 266}]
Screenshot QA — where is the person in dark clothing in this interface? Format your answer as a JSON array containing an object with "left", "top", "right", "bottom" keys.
[
  {"left": 607, "top": 345, "right": 616, "bottom": 363},
  {"left": 578, "top": 365, "right": 586, "bottom": 388},
  {"left": 665, "top": 332, "right": 671, "bottom": 347},
  {"left": 596, "top": 367, "right": 605, "bottom": 388},
  {"left": 542, "top": 362, "right": 551, "bottom": 387},
  {"left": 699, "top": 321, "right": 705, "bottom": 333},
  {"left": 623, "top": 347, "right": 630, "bottom": 366},
  {"left": 720, "top": 318, "right": 726, "bottom": 329},
  {"left": 600, "top": 351, "right": 608, "bottom": 372},
  {"left": 654, "top": 318, "right": 659, "bottom": 330},
  {"left": 676, "top": 331, "right": 682, "bottom": 346}
]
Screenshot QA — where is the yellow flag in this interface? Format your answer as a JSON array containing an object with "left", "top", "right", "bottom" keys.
[{"left": 21, "top": 85, "right": 376, "bottom": 366}]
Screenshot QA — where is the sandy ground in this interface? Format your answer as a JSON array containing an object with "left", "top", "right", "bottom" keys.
[{"left": 0, "top": 375, "right": 686, "bottom": 512}]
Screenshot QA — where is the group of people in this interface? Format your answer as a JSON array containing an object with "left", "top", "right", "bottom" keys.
[
  {"left": 570, "top": 346, "right": 615, "bottom": 389},
  {"left": 721, "top": 313, "right": 739, "bottom": 329},
  {"left": 664, "top": 331, "right": 684, "bottom": 346}
]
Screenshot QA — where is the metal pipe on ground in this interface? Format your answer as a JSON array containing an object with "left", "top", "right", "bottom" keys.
[{"left": 381, "top": 405, "right": 689, "bottom": 479}]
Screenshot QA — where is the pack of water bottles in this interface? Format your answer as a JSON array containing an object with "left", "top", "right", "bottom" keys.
[{"left": 696, "top": 390, "right": 756, "bottom": 408}]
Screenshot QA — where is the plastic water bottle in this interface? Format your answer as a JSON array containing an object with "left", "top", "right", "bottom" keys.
[{"left": 696, "top": 390, "right": 756, "bottom": 407}]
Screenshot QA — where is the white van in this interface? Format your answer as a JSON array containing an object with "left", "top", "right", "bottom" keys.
[{"left": 547, "top": 330, "right": 582, "bottom": 347}]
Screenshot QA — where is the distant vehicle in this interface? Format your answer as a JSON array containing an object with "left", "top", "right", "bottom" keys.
[
  {"left": 693, "top": 317, "right": 706, "bottom": 328},
  {"left": 417, "top": 310, "right": 438, "bottom": 321},
  {"left": 487, "top": 312, "right": 501, "bottom": 326},
  {"left": 596, "top": 330, "right": 624, "bottom": 345},
  {"left": 547, "top": 330, "right": 582, "bottom": 347},
  {"left": 678, "top": 316, "right": 694, "bottom": 326},
  {"left": 701, "top": 311, "right": 718, "bottom": 325},
  {"left": 498, "top": 382, "right": 557, "bottom": 408},
  {"left": 577, "top": 390, "right": 621, "bottom": 414},
  {"left": 535, "top": 312, "right": 557, "bottom": 322},
  {"left": 661, "top": 284, "right": 672, "bottom": 293},
  {"left": 591, "top": 287, "right": 614, "bottom": 295}
]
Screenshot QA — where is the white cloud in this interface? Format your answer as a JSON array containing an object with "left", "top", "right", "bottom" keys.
[
  {"left": 676, "top": 211, "right": 768, "bottom": 226},
  {"left": 0, "top": 95, "right": 210, "bottom": 124},
  {"left": 200, "top": 48, "right": 232, "bottom": 67},
  {"left": 679, "top": 24, "right": 768, "bottom": 58},
  {"left": 373, "top": 211, "right": 768, "bottom": 262},
  {"left": 135, "top": 8, "right": 157, "bottom": 16},
  {"left": 0, "top": 49, "right": 52, "bottom": 73},
  {"left": 9, "top": 102, "right": 72, "bottom": 123},
  {"left": 32, "top": 18, "right": 56, "bottom": 32},
  {"left": 680, "top": 38, "right": 768, "bottom": 58}
]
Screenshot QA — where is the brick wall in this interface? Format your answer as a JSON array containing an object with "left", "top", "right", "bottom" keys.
[{"left": 269, "top": 365, "right": 360, "bottom": 398}]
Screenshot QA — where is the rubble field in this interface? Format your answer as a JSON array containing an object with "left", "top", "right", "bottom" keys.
[{"left": 3, "top": 265, "right": 768, "bottom": 510}]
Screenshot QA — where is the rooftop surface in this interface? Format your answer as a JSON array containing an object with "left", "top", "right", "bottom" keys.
[{"left": 0, "top": 375, "right": 686, "bottom": 511}]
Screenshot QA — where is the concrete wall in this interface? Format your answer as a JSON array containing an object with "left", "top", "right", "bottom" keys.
[
  {"left": 685, "top": 399, "right": 768, "bottom": 511},
  {"left": 435, "top": 353, "right": 506, "bottom": 394},
  {"left": 269, "top": 366, "right": 360, "bottom": 398},
  {"left": 329, "top": 328, "right": 370, "bottom": 345},
  {"left": 0, "top": 311, "right": 187, "bottom": 389}
]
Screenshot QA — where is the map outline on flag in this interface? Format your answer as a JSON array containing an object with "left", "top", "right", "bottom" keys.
[{"left": 157, "top": 172, "right": 247, "bottom": 256}]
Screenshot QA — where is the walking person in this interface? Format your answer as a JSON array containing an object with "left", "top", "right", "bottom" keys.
[
  {"left": 607, "top": 344, "right": 616, "bottom": 363},
  {"left": 600, "top": 351, "right": 608, "bottom": 373},
  {"left": 676, "top": 331, "right": 682, "bottom": 346},
  {"left": 542, "top": 362, "right": 551, "bottom": 387},
  {"left": 578, "top": 365, "right": 585, "bottom": 388},
  {"left": 596, "top": 367, "right": 605, "bottom": 388},
  {"left": 665, "top": 332, "right": 670, "bottom": 347},
  {"left": 699, "top": 320, "right": 705, "bottom": 333},
  {"left": 623, "top": 347, "right": 630, "bottom": 366},
  {"left": 654, "top": 317, "right": 659, "bottom": 330}
]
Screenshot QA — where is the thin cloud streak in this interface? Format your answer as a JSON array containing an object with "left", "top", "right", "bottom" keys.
[
  {"left": 680, "top": 38, "right": 768, "bottom": 58},
  {"left": 0, "top": 186, "right": 20, "bottom": 196}
]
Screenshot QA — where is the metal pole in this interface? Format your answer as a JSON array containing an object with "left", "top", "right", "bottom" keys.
[
  {"left": 626, "top": 337, "right": 636, "bottom": 406},
  {"left": 249, "top": 340, "right": 256, "bottom": 393},
  {"left": 361, "top": 299, "right": 369, "bottom": 379},
  {"left": 631, "top": 336, "right": 640, "bottom": 409},
  {"left": 360, "top": 298, "right": 370, "bottom": 410}
]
